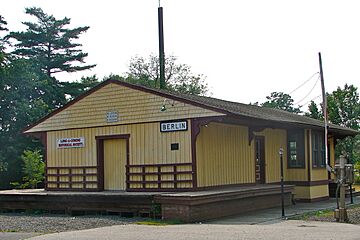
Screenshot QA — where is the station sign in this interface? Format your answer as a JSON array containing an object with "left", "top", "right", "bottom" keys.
[
  {"left": 160, "top": 120, "right": 188, "bottom": 132},
  {"left": 57, "top": 137, "right": 85, "bottom": 148}
]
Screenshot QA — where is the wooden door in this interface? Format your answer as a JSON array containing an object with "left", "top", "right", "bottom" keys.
[
  {"left": 103, "top": 138, "right": 127, "bottom": 190},
  {"left": 255, "top": 137, "right": 266, "bottom": 184}
]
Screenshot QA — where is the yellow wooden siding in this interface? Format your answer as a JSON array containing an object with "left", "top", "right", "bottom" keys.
[
  {"left": 293, "top": 185, "right": 329, "bottom": 200},
  {"left": 103, "top": 139, "right": 126, "bottom": 190},
  {"left": 253, "top": 129, "right": 287, "bottom": 183},
  {"left": 196, "top": 122, "right": 254, "bottom": 187},
  {"left": 329, "top": 137, "right": 335, "bottom": 166},
  {"left": 310, "top": 185, "right": 329, "bottom": 199},
  {"left": 27, "top": 83, "right": 223, "bottom": 133},
  {"left": 293, "top": 186, "right": 310, "bottom": 199},
  {"left": 329, "top": 136, "right": 336, "bottom": 180},
  {"left": 47, "top": 122, "right": 191, "bottom": 167},
  {"left": 196, "top": 124, "right": 292, "bottom": 187},
  {"left": 47, "top": 122, "right": 192, "bottom": 189}
]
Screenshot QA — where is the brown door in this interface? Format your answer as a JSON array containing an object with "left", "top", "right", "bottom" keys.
[{"left": 255, "top": 136, "right": 266, "bottom": 184}]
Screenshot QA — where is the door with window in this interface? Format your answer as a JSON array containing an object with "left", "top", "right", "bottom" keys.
[{"left": 255, "top": 136, "right": 266, "bottom": 184}]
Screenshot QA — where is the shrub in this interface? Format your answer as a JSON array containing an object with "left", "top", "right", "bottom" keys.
[{"left": 11, "top": 150, "right": 44, "bottom": 189}]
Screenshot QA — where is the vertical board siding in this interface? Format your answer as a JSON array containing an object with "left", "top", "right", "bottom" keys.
[
  {"left": 310, "top": 185, "right": 329, "bottom": 199},
  {"left": 254, "top": 128, "right": 287, "bottom": 183},
  {"left": 196, "top": 123, "right": 291, "bottom": 188},
  {"left": 47, "top": 121, "right": 192, "bottom": 190},
  {"left": 28, "top": 83, "right": 223, "bottom": 133},
  {"left": 294, "top": 186, "right": 311, "bottom": 199},
  {"left": 196, "top": 122, "right": 254, "bottom": 187}
]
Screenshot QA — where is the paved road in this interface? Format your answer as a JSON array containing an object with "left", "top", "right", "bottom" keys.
[
  {"left": 27, "top": 220, "right": 360, "bottom": 240},
  {"left": 0, "top": 232, "right": 40, "bottom": 240}
]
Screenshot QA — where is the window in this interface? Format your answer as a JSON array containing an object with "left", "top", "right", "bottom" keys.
[
  {"left": 170, "top": 143, "right": 179, "bottom": 151},
  {"left": 287, "top": 130, "right": 305, "bottom": 168},
  {"left": 312, "top": 132, "right": 325, "bottom": 167}
]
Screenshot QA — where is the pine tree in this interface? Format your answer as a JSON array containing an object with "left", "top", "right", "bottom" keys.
[{"left": 7, "top": 7, "right": 95, "bottom": 76}]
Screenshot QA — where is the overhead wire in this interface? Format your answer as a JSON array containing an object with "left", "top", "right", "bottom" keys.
[
  {"left": 298, "top": 95, "right": 322, "bottom": 108},
  {"left": 294, "top": 75, "right": 320, "bottom": 106},
  {"left": 288, "top": 72, "right": 320, "bottom": 95}
]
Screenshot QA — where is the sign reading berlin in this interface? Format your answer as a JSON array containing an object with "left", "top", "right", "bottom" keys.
[
  {"left": 160, "top": 120, "right": 188, "bottom": 132},
  {"left": 57, "top": 137, "right": 85, "bottom": 149}
]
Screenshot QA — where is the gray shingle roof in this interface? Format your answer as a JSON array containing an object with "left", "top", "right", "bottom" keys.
[
  {"left": 23, "top": 79, "right": 359, "bottom": 137},
  {"left": 145, "top": 83, "right": 358, "bottom": 136}
]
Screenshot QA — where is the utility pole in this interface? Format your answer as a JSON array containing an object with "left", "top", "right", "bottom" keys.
[
  {"left": 158, "top": 1, "right": 166, "bottom": 89},
  {"left": 334, "top": 155, "right": 348, "bottom": 222},
  {"left": 318, "top": 53, "right": 329, "bottom": 168}
]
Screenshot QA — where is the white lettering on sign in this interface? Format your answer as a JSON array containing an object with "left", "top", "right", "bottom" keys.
[
  {"left": 160, "top": 120, "right": 188, "bottom": 132},
  {"left": 57, "top": 137, "right": 85, "bottom": 149},
  {"left": 106, "top": 111, "right": 119, "bottom": 123}
]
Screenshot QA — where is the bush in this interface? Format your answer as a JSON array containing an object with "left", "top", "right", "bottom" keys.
[
  {"left": 11, "top": 150, "right": 44, "bottom": 189},
  {"left": 354, "top": 162, "right": 360, "bottom": 184}
]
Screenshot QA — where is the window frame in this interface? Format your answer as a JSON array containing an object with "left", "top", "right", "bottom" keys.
[
  {"left": 312, "top": 131, "right": 326, "bottom": 168},
  {"left": 287, "top": 129, "right": 305, "bottom": 169}
]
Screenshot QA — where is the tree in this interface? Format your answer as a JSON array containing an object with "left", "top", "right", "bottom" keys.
[
  {"left": 62, "top": 75, "right": 100, "bottom": 101},
  {"left": 327, "top": 84, "right": 360, "bottom": 130},
  {"left": 126, "top": 54, "right": 209, "bottom": 95},
  {"left": 261, "top": 92, "right": 301, "bottom": 113},
  {"left": 0, "top": 58, "right": 49, "bottom": 188},
  {"left": 7, "top": 7, "right": 95, "bottom": 77},
  {"left": 305, "top": 84, "right": 360, "bottom": 163},
  {"left": 326, "top": 84, "right": 360, "bottom": 163},
  {"left": 305, "top": 100, "right": 323, "bottom": 120},
  {"left": 0, "top": 10, "right": 98, "bottom": 189},
  {"left": 0, "top": 15, "right": 9, "bottom": 66}
]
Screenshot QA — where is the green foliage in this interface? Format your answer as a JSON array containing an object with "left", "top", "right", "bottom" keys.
[
  {"left": 305, "top": 100, "right": 323, "bottom": 120},
  {"left": 62, "top": 75, "right": 100, "bottom": 101},
  {"left": 0, "top": 9, "right": 98, "bottom": 189},
  {"left": 354, "top": 162, "right": 360, "bottom": 183},
  {"left": 327, "top": 84, "right": 359, "bottom": 130},
  {"left": 7, "top": 7, "right": 95, "bottom": 76},
  {"left": 0, "top": 15, "right": 9, "bottom": 67},
  {"left": 305, "top": 84, "right": 360, "bottom": 163},
  {"left": 0, "top": 58, "right": 48, "bottom": 188},
  {"left": 126, "top": 54, "right": 209, "bottom": 95},
  {"left": 11, "top": 150, "right": 44, "bottom": 189},
  {"left": 261, "top": 92, "right": 301, "bottom": 113},
  {"left": 327, "top": 84, "right": 359, "bottom": 163}
]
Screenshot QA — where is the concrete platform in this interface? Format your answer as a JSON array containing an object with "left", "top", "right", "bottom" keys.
[{"left": 208, "top": 196, "right": 358, "bottom": 225}]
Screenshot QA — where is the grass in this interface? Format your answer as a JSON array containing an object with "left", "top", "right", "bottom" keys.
[
  {"left": 289, "top": 203, "right": 360, "bottom": 221},
  {"left": 135, "top": 219, "right": 184, "bottom": 226},
  {"left": 289, "top": 208, "right": 333, "bottom": 220}
]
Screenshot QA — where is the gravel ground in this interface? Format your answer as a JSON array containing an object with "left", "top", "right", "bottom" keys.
[
  {"left": 0, "top": 213, "right": 141, "bottom": 233},
  {"left": 304, "top": 205, "right": 360, "bottom": 224}
]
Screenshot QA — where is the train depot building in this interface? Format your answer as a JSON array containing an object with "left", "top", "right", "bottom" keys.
[{"left": 2, "top": 79, "right": 358, "bottom": 222}]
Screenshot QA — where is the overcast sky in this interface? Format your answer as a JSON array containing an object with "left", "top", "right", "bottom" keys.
[{"left": 2, "top": 0, "right": 360, "bottom": 109}]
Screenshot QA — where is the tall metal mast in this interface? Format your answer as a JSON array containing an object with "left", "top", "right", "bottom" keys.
[{"left": 158, "top": 1, "right": 165, "bottom": 89}]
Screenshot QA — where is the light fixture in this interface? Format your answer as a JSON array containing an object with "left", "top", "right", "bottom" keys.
[
  {"left": 160, "top": 104, "right": 167, "bottom": 112},
  {"left": 160, "top": 99, "right": 175, "bottom": 112}
]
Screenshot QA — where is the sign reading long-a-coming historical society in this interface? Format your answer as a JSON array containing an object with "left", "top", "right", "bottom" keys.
[
  {"left": 57, "top": 137, "right": 85, "bottom": 149},
  {"left": 160, "top": 120, "right": 188, "bottom": 132}
]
